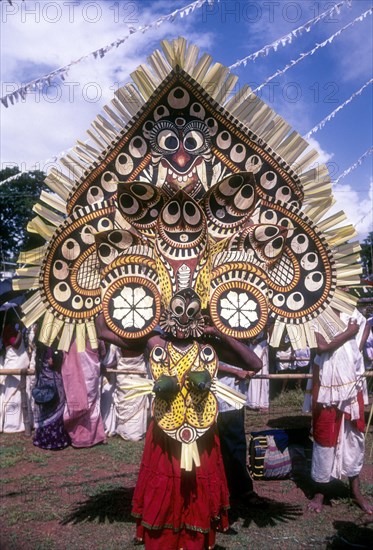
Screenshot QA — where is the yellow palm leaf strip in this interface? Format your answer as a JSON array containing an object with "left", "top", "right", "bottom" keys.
[
  {"left": 33, "top": 203, "right": 64, "bottom": 227},
  {"left": 86, "top": 320, "right": 98, "bottom": 350},
  {"left": 21, "top": 300, "right": 46, "bottom": 328},
  {"left": 75, "top": 323, "right": 86, "bottom": 353},
  {"left": 58, "top": 322, "right": 75, "bottom": 352}
]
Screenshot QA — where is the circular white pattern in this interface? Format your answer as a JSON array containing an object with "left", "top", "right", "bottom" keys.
[
  {"left": 273, "top": 294, "right": 285, "bottom": 307},
  {"left": 101, "top": 171, "right": 119, "bottom": 192},
  {"left": 245, "top": 154, "right": 263, "bottom": 174},
  {"left": 291, "top": 234, "right": 309, "bottom": 254},
  {"left": 113, "top": 286, "right": 154, "bottom": 329},
  {"left": 154, "top": 105, "right": 170, "bottom": 121},
  {"left": 167, "top": 87, "right": 190, "bottom": 109},
  {"left": 216, "top": 131, "right": 232, "bottom": 150},
  {"left": 190, "top": 102, "right": 205, "bottom": 119},
  {"left": 53, "top": 282, "right": 71, "bottom": 302},
  {"left": 305, "top": 271, "right": 324, "bottom": 291},
  {"left": 72, "top": 295, "right": 84, "bottom": 310},
  {"left": 62, "top": 238, "right": 80, "bottom": 260},
  {"left": 230, "top": 143, "right": 246, "bottom": 163},
  {"left": 129, "top": 136, "right": 147, "bottom": 158},
  {"left": 286, "top": 292, "right": 305, "bottom": 311},
  {"left": 87, "top": 186, "right": 104, "bottom": 205},
  {"left": 115, "top": 154, "right": 134, "bottom": 176},
  {"left": 205, "top": 117, "right": 218, "bottom": 136},
  {"left": 301, "top": 252, "right": 319, "bottom": 271},
  {"left": 53, "top": 260, "right": 69, "bottom": 280},
  {"left": 260, "top": 171, "right": 277, "bottom": 189},
  {"left": 220, "top": 290, "right": 258, "bottom": 328}
]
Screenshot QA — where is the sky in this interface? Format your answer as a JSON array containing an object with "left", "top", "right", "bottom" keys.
[{"left": 1, "top": 0, "right": 372, "bottom": 242}]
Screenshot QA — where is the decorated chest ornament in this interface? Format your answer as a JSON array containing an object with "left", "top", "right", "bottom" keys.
[{"left": 14, "top": 39, "right": 362, "bottom": 462}]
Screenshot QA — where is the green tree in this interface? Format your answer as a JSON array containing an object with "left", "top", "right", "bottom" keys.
[
  {"left": 360, "top": 231, "right": 373, "bottom": 278},
  {"left": 0, "top": 167, "right": 47, "bottom": 264}
]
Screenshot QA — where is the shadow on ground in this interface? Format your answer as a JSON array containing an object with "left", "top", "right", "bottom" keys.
[
  {"left": 228, "top": 498, "right": 303, "bottom": 529},
  {"left": 326, "top": 520, "right": 373, "bottom": 549},
  {"left": 61, "top": 487, "right": 135, "bottom": 525}
]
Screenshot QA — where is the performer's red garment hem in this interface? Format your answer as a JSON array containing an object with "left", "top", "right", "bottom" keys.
[{"left": 132, "top": 420, "right": 229, "bottom": 549}]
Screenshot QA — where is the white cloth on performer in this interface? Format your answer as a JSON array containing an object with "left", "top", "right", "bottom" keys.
[
  {"left": 115, "top": 351, "right": 148, "bottom": 441},
  {"left": 311, "top": 416, "right": 365, "bottom": 482},
  {"left": 314, "top": 309, "right": 368, "bottom": 419},
  {"left": 0, "top": 339, "right": 29, "bottom": 433},
  {"left": 246, "top": 339, "right": 269, "bottom": 410},
  {"left": 100, "top": 344, "right": 117, "bottom": 437}
]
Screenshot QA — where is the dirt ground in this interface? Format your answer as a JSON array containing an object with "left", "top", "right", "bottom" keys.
[{"left": 0, "top": 391, "right": 372, "bottom": 550}]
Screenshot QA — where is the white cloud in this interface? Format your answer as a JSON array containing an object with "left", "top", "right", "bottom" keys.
[
  {"left": 328, "top": 178, "right": 373, "bottom": 242},
  {"left": 0, "top": 0, "right": 215, "bottom": 170}
]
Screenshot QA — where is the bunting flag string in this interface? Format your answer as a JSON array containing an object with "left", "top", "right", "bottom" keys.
[
  {"left": 334, "top": 147, "right": 373, "bottom": 185},
  {"left": 305, "top": 78, "right": 373, "bottom": 139},
  {"left": 228, "top": 0, "right": 350, "bottom": 70},
  {"left": 0, "top": 0, "right": 216, "bottom": 109},
  {"left": 251, "top": 7, "right": 373, "bottom": 96}
]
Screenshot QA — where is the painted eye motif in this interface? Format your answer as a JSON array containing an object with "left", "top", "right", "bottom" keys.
[
  {"left": 87, "top": 186, "right": 104, "bottom": 205},
  {"left": 168, "top": 87, "right": 190, "bottom": 109},
  {"left": 190, "top": 102, "right": 205, "bottom": 119},
  {"left": 183, "top": 130, "right": 205, "bottom": 153},
  {"left": 115, "top": 154, "right": 134, "bottom": 176},
  {"left": 129, "top": 136, "right": 147, "bottom": 158},
  {"left": 162, "top": 201, "right": 181, "bottom": 225},
  {"left": 245, "top": 154, "right": 263, "bottom": 174},
  {"left": 62, "top": 238, "right": 80, "bottom": 260},
  {"left": 171, "top": 297, "right": 185, "bottom": 317},
  {"left": 219, "top": 174, "right": 244, "bottom": 196},
  {"left": 205, "top": 117, "right": 218, "bottom": 136},
  {"left": 108, "top": 230, "right": 134, "bottom": 250},
  {"left": 157, "top": 129, "right": 179, "bottom": 152},
  {"left": 53, "top": 282, "right": 71, "bottom": 302},
  {"left": 130, "top": 183, "right": 155, "bottom": 201},
  {"left": 186, "top": 300, "right": 201, "bottom": 318},
  {"left": 287, "top": 292, "right": 305, "bottom": 311},
  {"left": 53, "top": 260, "right": 69, "bottom": 280},
  {"left": 97, "top": 218, "right": 112, "bottom": 232},
  {"left": 183, "top": 201, "right": 201, "bottom": 226},
  {"left": 101, "top": 171, "right": 119, "bottom": 191},
  {"left": 200, "top": 345, "right": 214, "bottom": 363},
  {"left": 154, "top": 105, "right": 170, "bottom": 121},
  {"left": 119, "top": 194, "right": 140, "bottom": 216},
  {"left": 98, "top": 243, "right": 117, "bottom": 264},
  {"left": 233, "top": 184, "right": 254, "bottom": 211},
  {"left": 152, "top": 346, "right": 167, "bottom": 363}
]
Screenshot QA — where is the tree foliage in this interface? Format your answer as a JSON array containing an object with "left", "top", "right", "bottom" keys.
[
  {"left": 360, "top": 231, "right": 373, "bottom": 278},
  {"left": 0, "top": 167, "right": 47, "bottom": 263}
]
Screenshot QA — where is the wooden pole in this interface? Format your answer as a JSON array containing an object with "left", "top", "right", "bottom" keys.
[
  {"left": 19, "top": 368, "right": 32, "bottom": 437},
  {"left": 1, "top": 368, "right": 373, "bottom": 379}
]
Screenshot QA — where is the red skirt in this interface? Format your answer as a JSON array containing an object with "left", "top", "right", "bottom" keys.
[{"left": 132, "top": 420, "right": 230, "bottom": 549}]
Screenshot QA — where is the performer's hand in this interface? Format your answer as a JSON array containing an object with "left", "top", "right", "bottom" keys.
[
  {"left": 235, "top": 369, "right": 255, "bottom": 381},
  {"left": 188, "top": 370, "right": 212, "bottom": 392},
  {"left": 153, "top": 375, "right": 179, "bottom": 398},
  {"left": 346, "top": 319, "right": 359, "bottom": 337}
]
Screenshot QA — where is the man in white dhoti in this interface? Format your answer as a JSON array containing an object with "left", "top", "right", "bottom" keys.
[
  {"left": 307, "top": 308, "right": 372, "bottom": 514},
  {"left": 246, "top": 331, "right": 269, "bottom": 411},
  {"left": 0, "top": 324, "right": 30, "bottom": 433},
  {"left": 114, "top": 347, "right": 149, "bottom": 442}
]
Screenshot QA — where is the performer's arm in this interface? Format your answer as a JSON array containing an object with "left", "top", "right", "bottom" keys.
[
  {"left": 359, "top": 323, "right": 371, "bottom": 352},
  {"left": 95, "top": 313, "right": 148, "bottom": 352},
  {"left": 202, "top": 322, "right": 262, "bottom": 373},
  {"left": 315, "top": 319, "right": 359, "bottom": 354}
]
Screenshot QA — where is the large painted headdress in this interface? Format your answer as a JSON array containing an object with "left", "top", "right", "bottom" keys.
[{"left": 14, "top": 38, "right": 361, "bottom": 351}]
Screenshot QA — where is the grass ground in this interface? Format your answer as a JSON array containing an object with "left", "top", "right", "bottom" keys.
[{"left": 0, "top": 389, "right": 372, "bottom": 549}]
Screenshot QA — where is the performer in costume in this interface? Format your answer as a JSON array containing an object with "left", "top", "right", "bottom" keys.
[
  {"left": 307, "top": 309, "right": 372, "bottom": 514},
  {"left": 96, "top": 312, "right": 262, "bottom": 548},
  {"left": 12, "top": 36, "right": 368, "bottom": 547}
]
